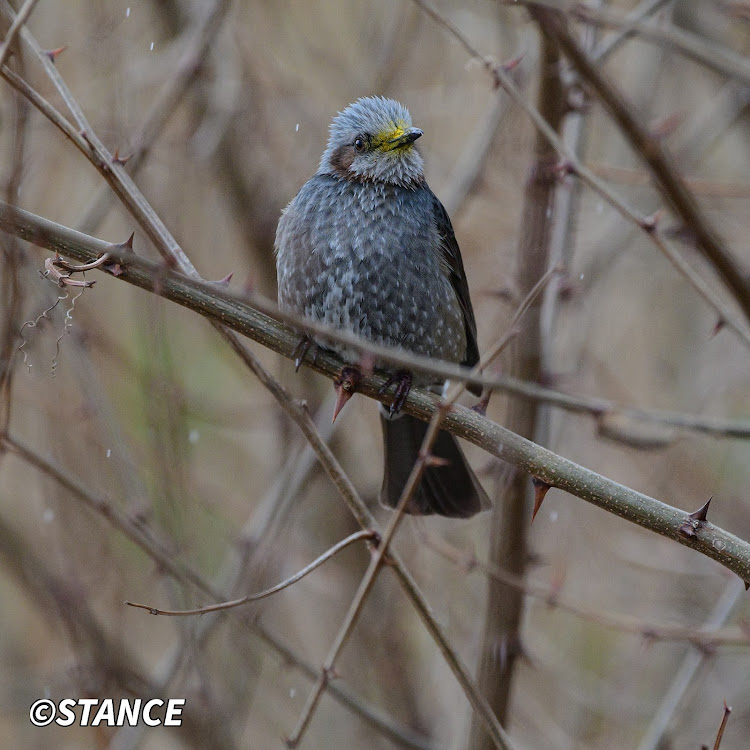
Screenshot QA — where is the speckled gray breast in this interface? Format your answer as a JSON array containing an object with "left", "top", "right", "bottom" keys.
[{"left": 275, "top": 175, "right": 467, "bottom": 373}]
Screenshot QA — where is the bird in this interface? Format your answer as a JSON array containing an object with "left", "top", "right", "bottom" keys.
[{"left": 275, "top": 96, "right": 489, "bottom": 518}]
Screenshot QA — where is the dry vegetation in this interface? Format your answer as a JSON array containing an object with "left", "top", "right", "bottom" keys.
[{"left": 1, "top": 1, "right": 750, "bottom": 748}]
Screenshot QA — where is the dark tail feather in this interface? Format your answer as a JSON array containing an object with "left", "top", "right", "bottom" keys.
[{"left": 380, "top": 411, "right": 490, "bottom": 518}]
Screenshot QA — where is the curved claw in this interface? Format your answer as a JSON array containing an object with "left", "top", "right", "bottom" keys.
[
  {"left": 379, "top": 370, "right": 413, "bottom": 416},
  {"left": 291, "top": 335, "right": 318, "bottom": 372}
]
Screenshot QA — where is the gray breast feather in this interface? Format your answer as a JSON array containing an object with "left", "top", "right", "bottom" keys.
[{"left": 276, "top": 175, "right": 467, "bottom": 367}]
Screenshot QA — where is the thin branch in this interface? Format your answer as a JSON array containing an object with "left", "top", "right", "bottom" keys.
[
  {"left": 573, "top": 3, "right": 750, "bottom": 85},
  {"left": 423, "top": 531, "right": 750, "bottom": 647},
  {"left": 3, "top": 204, "right": 750, "bottom": 585},
  {"left": 0, "top": 0, "right": 38, "bottom": 71},
  {"left": 442, "top": 90, "right": 509, "bottom": 217},
  {"left": 0, "top": 16, "right": 523, "bottom": 743},
  {"left": 472, "top": 28, "right": 564, "bottom": 746},
  {"left": 125, "top": 530, "right": 377, "bottom": 616},
  {"left": 712, "top": 700, "right": 732, "bottom": 750},
  {"left": 216, "top": 327, "right": 515, "bottom": 750},
  {"left": 499, "top": 0, "right": 750, "bottom": 86},
  {"left": 589, "top": 0, "right": 673, "bottom": 63},
  {"left": 0, "top": 106, "right": 509, "bottom": 732},
  {"left": 75, "top": 0, "right": 232, "bottom": 235},
  {"left": 408, "top": 0, "right": 750, "bottom": 347},
  {"left": 2, "top": 434, "right": 433, "bottom": 750},
  {"left": 1, "top": 14, "right": 747, "bottom": 737},
  {"left": 0, "top": 511, "right": 236, "bottom": 750},
  {"left": 0, "top": 2, "right": 189, "bottom": 267},
  {"left": 529, "top": 7, "right": 750, "bottom": 324},
  {"left": 588, "top": 162, "right": 750, "bottom": 198},
  {"left": 635, "top": 580, "right": 743, "bottom": 750}
]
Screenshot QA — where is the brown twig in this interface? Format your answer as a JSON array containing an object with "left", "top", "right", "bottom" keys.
[
  {"left": 0, "top": 508, "right": 235, "bottom": 750},
  {"left": 634, "top": 579, "right": 742, "bottom": 750},
  {"left": 499, "top": 0, "right": 750, "bottom": 86},
  {"left": 472, "top": 30, "right": 565, "bottom": 746},
  {"left": 408, "top": 0, "right": 750, "bottom": 347},
  {"left": 529, "top": 7, "right": 750, "bottom": 324},
  {"left": 0, "top": 13, "right": 519, "bottom": 745},
  {"left": 588, "top": 162, "right": 750, "bottom": 198},
  {"left": 0, "top": 3, "right": 189, "bottom": 267},
  {"left": 711, "top": 700, "right": 732, "bottom": 750},
  {"left": 2, "top": 433, "right": 433, "bottom": 750},
  {"left": 423, "top": 530, "right": 750, "bottom": 647},
  {"left": 75, "top": 0, "right": 232, "bottom": 235},
  {"left": 217, "top": 328, "right": 515, "bottom": 750},
  {"left": 589, "top": 0, "right": 673, "bottom": 63},
  {"left": 286, "top": 271, "right": 547, "bottom": 747},
  {"left": 125, "top": 530, "right": 377, "bottom": 616},
  {"left": 442, "top": 90, "right": 510, "bottom": 217},
  {"left": 1, "top": 14, "right": 748, "bottom": 741},
  {"left": 0, "top": 0, "right": 38, "bottom": 71},
  {"left": 573, "top": 2, "right": 750, "bottom": 85}
]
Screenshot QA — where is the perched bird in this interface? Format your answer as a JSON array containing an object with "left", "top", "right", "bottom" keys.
[{"left": 275, "top": 97, "right": 489, "bottom": 517}]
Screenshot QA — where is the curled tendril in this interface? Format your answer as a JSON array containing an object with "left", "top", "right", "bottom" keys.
[
  {"left": 51, "top": 286, "right": 84, "bottom": 377},
  {"left": 18, "top": 293, "right": 68, "bottom": 373}
]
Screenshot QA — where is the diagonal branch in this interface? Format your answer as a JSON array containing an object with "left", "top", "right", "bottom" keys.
[
  {"left": 5, "top": 197, "right": 750, "bottom": 440},
  {"left": 408, "top": 0, "right": 750, "bottom": 346},
  {"left": 2, "top": 434, "right": 434, "bottom": 750},
  {"left": 529, "top": 6, "right": 750, "bottom": 323},
  {"left": 0, "top": 0, "right": 38, "bottom": 70},
  {"left": 3, "top": 202, "right": 750, "bottom": 586},
  {"left": 0, "top": 15, "right": 516, "bottom": 744}
]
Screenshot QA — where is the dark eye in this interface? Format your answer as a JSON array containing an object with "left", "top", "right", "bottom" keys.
[{"left": 353, "top": 136, "right": 366, "bottom": 153}]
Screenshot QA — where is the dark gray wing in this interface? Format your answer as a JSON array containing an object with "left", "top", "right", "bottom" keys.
[{"left": 430, "top": 191, "right": 480, "bottom": 373}]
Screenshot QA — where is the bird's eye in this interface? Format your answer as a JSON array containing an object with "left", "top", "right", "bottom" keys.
[{"left": 353, "top": 136, "right": 366, "bottom": 153}]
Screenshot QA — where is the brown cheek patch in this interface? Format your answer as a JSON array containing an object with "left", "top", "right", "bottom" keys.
[{"left": 330, "top": 144, "right": 356, "bottom": 177}]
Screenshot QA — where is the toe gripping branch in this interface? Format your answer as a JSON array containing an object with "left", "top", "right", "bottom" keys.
[
  {"left": 292, "top": 335, "right": 319, "bottom": 372},
  {"left": 378, "top": 370, "right": 413, "bottom": 416}
]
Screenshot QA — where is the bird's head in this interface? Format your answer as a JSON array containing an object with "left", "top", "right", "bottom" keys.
[{"left": 318, "top": 97, "right": 425, "bottom": 188}]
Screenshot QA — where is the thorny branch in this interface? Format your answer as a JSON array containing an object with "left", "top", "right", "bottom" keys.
[
  {"left": 2, "top": 203, "right": 750, "bottom": 588},
  {"left": 408, "top": 0, "right": 750, "bottom": 347},
  {"left": 0, "top": 13, "right": 512, "bottom": 739},
  {"left": 5, "top": 201, "right": 749, "bottom": 437},
  {"left": 2, "top": 4, "right": 747, "bottom": 748},
  {"left": 529, "top": 6, "right": 750, "bottom": 324}
]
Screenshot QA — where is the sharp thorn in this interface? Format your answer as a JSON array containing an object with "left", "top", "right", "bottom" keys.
[
  {"left": 45, "top": 45, "right": 67, "bottom": 62},
  {"left": 688, "top": 497, "right": 711, "bottom": 523},
  {"left": 214, "top": 272, "right": 233, "bottom": 286},
  {"left": 332, "top": 383, "right": 353, "bottom": 424},
  {"left": 531, "top": 477, "right": 551, "bottom": 524},
  {"left": 472, "top": 391, "right": 491, "bottom": 416},
  {"left": 331, "top": 366, "right": 361, "bottom": 423}
]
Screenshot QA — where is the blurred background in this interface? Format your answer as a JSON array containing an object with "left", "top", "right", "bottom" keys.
[{"left": 1, "top": 0, "right": 750, "bottom": 748}]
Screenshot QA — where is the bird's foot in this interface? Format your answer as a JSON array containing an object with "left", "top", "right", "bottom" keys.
[
  {"left": 332, "top": 365, "right": 361, "bottom": 423},
  {"left": 291, "top": 335, "right": 318, "bottom": 372},
  {"left": 379, "top": 370, "right": 413, "bottom": 416}
]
